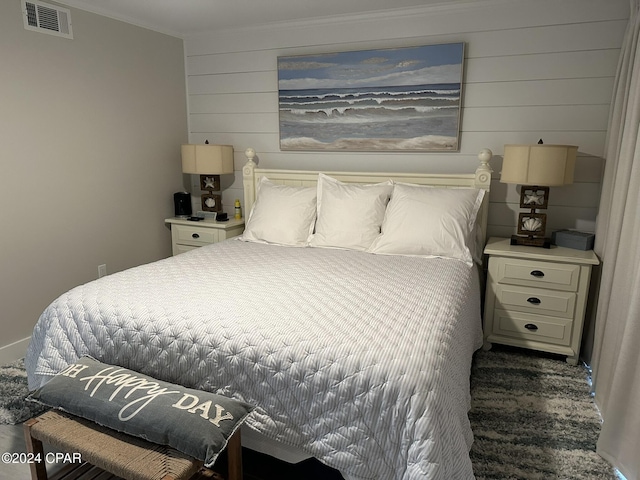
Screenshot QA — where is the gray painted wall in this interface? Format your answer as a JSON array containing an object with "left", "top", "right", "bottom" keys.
[{"left": 0, "top": 0, "right": 188, "bottom": 359}]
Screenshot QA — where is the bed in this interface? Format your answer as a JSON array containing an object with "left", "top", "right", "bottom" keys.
[{"left": 26, "top": 148, "right": 493, "bottom": 480}]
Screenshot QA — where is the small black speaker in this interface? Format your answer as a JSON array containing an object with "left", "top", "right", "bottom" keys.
[{"left": 173, "top": 192, "right": 192, "bottom": 218}]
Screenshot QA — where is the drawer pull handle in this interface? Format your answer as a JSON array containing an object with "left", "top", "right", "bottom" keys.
[
  {"left": 530, "top": 270, "right": 545, "bottom": 278},
  {"left": 527, "top": 297, "right": 541, "bottom": 305},
  {"left": 192, "top": 233, "right": 200, "bottom": 239},
  {"left": 524, "top": 323, "right": 539, "bottom": 331}
]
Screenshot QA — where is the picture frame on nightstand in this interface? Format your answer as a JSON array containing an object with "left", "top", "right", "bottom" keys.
[{"left": 201, "top": 193, "right": 222, "bottom": 212}]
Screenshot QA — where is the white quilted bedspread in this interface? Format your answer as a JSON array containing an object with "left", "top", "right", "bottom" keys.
[{"left": 26, "top": 239, "right": 483, "bottom": 480}]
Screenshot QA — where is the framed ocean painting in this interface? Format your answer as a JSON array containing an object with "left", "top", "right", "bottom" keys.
[{"left": 277, "top": 42, "right": 464, "bottom": 151}]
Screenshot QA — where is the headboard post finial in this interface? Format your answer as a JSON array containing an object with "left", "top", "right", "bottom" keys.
[
  {"left": 243, "top": 147, "right": 258, "bottom": 216},
  {"left": 245, "top": 147, "right": 256, "bottom": 165},
  {"left": 474, "top": 148, "right": 493, "bottom": 246},
  {"left": 474, "top": 148, "right": 493, "bottom": 190}
]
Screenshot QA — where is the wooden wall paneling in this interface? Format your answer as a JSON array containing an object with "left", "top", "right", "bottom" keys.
[
  {"left": 488, "top": 225, "right": 518, "bottom": 238},
  {"left": 462, "top": 105, "right": 609, "bottom": 132},
  {"left": 190, "top": 113, "right": 278, "bottom": 134},
  {"left": 183, "top": 0, "right": 628, "bottom": 233},
  {"left": 460, "top": 132, "right": 607, "bottom": 158},
  {"left": 490, "top": 181, "right": 601, "bottom": 209},
  {"left": 463, "top": 78, "right": 616, "bottom": 108},
  {"left": 187, "top": 50, "right": 276, "bottom": 75},
  {"left": 572, "top": 156, "right": 605, "bottom": 183},
  {"left": 465, "top": 50, "right": 620, "bottom": 83},
  {"left": 186, "top": 19, "right": 626, "bottom": 75},
  {"left": 185, "top": 0, "right": 628, "bottom": 56},
  {"left": 206, "top": 132, "right": 609, "bottom": 165},
  {"left": 188, "top": 71, "right": 277, "bottom": 95},
  {"left": 188, "top": 93, "right": 276, "bottom": 114},
  {"left": 185, "top": 21, "right": 626, "bottom": 76},
  {"left": 464, "top": 20, "right": 626, "bottom": 57},
  {"left": 490, "top": 204, "right": 597, "bottom": 232}
]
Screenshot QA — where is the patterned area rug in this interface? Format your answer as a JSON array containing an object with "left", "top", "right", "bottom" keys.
[
  {"left": 1, "top": 350, "right": 618, "bottom": 479},
  {"left": 0, "top": 359, "right": 47, "bottom": 424},
  {"left": 470, "top": 347, "right": 617, "bottom": 479}
]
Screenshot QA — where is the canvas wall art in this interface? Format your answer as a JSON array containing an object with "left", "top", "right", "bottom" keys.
[{"left": 277, "top": 42, "right": 464, "bottom": 151}]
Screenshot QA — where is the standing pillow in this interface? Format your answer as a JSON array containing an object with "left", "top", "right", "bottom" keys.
[
  {"left": 368, "top": 184, "right": 485, "bottom": 265},
  {"left": 26, "top": 356, "right": 254, "bottom": 468},
  {"left": 309, "top": 174, "right": 393, "bottom": 251},
  {"left": 241, "top": 177, "right": 317, "bottom": 246}
]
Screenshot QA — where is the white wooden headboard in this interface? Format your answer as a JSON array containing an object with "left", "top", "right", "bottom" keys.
[{"left": 242, "top": 148, "right": 493, "bottom": 244}]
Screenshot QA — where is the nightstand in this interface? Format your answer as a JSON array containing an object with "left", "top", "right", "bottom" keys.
[
  {"left": 165, "top": 217, "right": 245, "bottom": 255},
  {"left": 482, "top": 237, "right": 599, "bottom": 364}
]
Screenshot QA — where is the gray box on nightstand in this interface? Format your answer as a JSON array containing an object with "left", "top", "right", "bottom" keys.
[{"left": 552, "top": 230, "right": 595, "bottom": 250}]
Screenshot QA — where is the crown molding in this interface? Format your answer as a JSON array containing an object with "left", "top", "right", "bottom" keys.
[
  {"left": 196, "top": 0, "right": 522, "bottom": 36},
  {"left": 52, "top": 0, "right": 184, "bottom": 38},
  {"left": 55, "top": 0, "right": 524, "bottom": 39}
]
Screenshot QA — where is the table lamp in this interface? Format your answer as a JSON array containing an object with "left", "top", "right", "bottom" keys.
[
  {"left": 181, "top": 143, "right": 234, "bottom": 214},
  {"left": 501, "top": 141, "right": 577, "bottom": 248}
]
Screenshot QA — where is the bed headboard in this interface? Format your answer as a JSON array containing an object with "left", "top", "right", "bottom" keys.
[{"left": 242, "top": 148, "right": 493, "bottom": 245}]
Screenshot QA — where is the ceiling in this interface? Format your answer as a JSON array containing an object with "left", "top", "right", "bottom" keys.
[{"left": 54, "top": 0, "right": 482, "bottom": 38}]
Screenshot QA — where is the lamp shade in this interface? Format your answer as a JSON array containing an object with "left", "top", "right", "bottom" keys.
[
  {"left": 181, "top": 144, "right": 234, "bottom": 174},
  {"left": 501, "top": 144, "right": 577, "bottom": 186}
]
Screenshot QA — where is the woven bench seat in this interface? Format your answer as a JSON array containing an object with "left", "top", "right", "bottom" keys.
[{"left": 24, "top": 410, "right": 242, "bottom": 480}]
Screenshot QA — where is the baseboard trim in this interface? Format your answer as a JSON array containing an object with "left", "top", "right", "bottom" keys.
[{"left": 0, "top": 337, "right": 30, "bottom": 365}]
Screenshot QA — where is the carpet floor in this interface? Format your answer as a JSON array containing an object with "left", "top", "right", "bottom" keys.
[
  {"left": 1, "top": 347, "right": 617, "bottom": 479},
  {"left": 0, "top": 359, "right": 47, "bottom": 425},
  {"left": 469, "top": 346, "right": 617, "bottom": 480}
]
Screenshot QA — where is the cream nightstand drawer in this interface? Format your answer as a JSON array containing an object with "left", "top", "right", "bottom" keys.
[
  {"left": 483, "top": 237, "right": 599, "bottom": 364},
  {"left": 495, "top": 285, "right": 577, "bottom": 319},
  {"left": 493, "top": 309, "right": 573, "bottom": 347},
  {"left": 165, "top": 218, "right": 245, "bottom": 256},
  {"left": 494, "top": 257, "right": 580, "bottom": 292},
  {"left": 173, "top": 224, "right": 218, "bottom": 246}
]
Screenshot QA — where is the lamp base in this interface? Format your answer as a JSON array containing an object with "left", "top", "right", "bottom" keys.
[{"left": 510, "top": 235, "right": 551, "bottom": 249}]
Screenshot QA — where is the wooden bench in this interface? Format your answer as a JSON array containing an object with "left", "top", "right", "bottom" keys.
[{"left": 24, "top": 410, "right": 242, "bottom": 480}]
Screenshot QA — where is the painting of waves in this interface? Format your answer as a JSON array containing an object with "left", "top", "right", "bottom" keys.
[{"left": 278, "top": 43, "right": 464, "bottom": 151}]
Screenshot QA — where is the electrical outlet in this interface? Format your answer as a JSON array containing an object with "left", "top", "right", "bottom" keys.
[{"left": 98, "top": 264, "right": 107, "bottom": 278}]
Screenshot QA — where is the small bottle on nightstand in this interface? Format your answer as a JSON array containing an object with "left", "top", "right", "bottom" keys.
[{"left": 234, "top": 199, "right": 242, "bottom": 219}]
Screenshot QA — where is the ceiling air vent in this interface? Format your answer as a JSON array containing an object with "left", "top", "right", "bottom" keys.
[{"left": 22, "top": 1, "right": 73, "bottom": 39}]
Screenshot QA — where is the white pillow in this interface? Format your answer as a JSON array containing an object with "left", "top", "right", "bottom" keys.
[
  {"left": 367, "top": 183, "right": 485, "bottom": 265},
  {"left": 241, "top": 177, "right": 317, "bottom": 246},
  {"left": 309, "top": 174, "right": 393, "bottom": 251}
]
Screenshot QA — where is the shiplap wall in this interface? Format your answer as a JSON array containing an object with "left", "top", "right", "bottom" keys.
[{"left": 183, "top": 0, "right": 628, "bottom": 237}]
